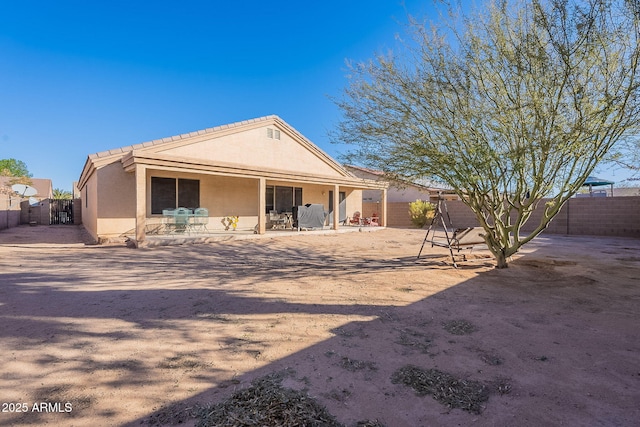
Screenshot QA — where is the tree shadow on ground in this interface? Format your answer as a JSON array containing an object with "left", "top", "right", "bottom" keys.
[{"left": 1, "top": 229, "right": 639, "bottom": 426}]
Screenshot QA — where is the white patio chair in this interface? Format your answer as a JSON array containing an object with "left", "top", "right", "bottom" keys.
[
  {"left": 269, "top": 210, "right": 286, "bottom": 229},
  {"left": 192, "top": 208, "right": 209, "bottom": 233},
  {"left": 174, "top": 207, "right": 192, "bottom": 234}
]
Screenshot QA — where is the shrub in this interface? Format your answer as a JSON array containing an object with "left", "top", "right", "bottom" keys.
[{"left": 408, "top": 199, "right": 435, "bottom": 228}]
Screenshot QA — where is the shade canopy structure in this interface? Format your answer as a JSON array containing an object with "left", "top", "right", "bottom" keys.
[{"left": 582, "top": 176, "right": 614, "bottom": 197}]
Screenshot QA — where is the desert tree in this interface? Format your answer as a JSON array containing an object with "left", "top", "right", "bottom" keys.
[
  {"left": 334, "top": 0, "right": 640, "bottom": 268},
  {"left": 0, "top": 158, "right": 32, "bottom": 178},
  {"left": 0, "top": 158, "right": 33, "bottom": 189}
]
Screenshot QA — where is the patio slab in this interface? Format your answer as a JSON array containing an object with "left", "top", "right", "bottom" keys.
[{"left": 138, "top": 225, "right": 387, "bottom": 247}]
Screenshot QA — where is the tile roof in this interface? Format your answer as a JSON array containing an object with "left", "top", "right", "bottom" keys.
[{"left": 89, "top": 115, "right": 281, "bottom": 160}]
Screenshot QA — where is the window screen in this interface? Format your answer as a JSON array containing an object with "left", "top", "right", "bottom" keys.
[
  {"left": 178, "top": 179, "right": 199, "bottom": 209},
  {"left": 266, "top": 185, "right": 302, "bottom": 213},
  {"left": 275, "top": 186, "right": 293, "bottom": 213},
  {"left": 151, "top": 177, "right": 199, "bottom": 214},
  {"left": 294, "top": 187, "right": 302, "bottom": 206},
  {"left": 266, "top": 186, "right": 275, "bottom": 213},
  {"left": 151, "top": 177, "right": 177, "bottom": 214}
]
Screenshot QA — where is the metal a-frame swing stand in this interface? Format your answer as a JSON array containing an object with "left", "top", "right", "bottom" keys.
[
  {"left": 417, "top": 197, "right": 460, "bottom": 268},
  {"left": 417, "top": 197, "right": 487, "bottom": 268}
]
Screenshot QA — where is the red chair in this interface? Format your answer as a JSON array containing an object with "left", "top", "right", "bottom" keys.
[{"left": 348, "top": 211, "right": 362, "bottom": 225}]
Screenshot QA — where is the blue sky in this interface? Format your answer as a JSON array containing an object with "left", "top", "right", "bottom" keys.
[
  {"left": 0, "top": 0, "right": 433, "bottom": 191},
  {"left": 0, "top": 1, "right": 634, "bottom": 192}
]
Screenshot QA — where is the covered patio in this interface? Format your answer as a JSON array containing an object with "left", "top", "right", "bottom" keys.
[{"left": 123, "top": 150, "right": 388, "bottom": 246}]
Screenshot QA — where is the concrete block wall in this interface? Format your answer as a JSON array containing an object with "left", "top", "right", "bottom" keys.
[
  {"left": 437, "top": 200, "right": 478, "bottom": 229},
  {"left": 20, "top": 200, "right": 50, "bottom": 225},
  {"left": 380, "top": 197, "right": 640, "bottom": 237},
  {"left": 378, "top": 200, "right": 480, "bottom": 229},
  {"left": 73, "top": 199, "right": 82, "bottom": 225},
  {"left": 1, "top": 195, "right": 27, "bottom": 230},
  {"left": 0, "top": 209, "right": 21, "bottom": 230},
  {"left": 512, "top": 197, "right": 640, "bottom": 237},
  {"left": 363, "top": 201, "right": 411, "bottom": 227},
  {"left": 565, "top": 196, "right": 640, "bottom": 236}
]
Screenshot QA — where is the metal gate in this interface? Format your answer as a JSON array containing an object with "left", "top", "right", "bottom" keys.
[{"left": 50, "top": 199, "right": 74, "bottom": 225}]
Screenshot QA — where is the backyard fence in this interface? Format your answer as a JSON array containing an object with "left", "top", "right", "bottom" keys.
[
  {"left": 364, "top": 196, "right": 640, "bottom": 238},
  {"left": 0, "top": 198, "right": 82, "bottom": 231},
  {"left": 0, "top": 194, "right": 21, "bottom": 231}
]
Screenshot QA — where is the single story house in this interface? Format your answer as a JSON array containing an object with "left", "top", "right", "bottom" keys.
[{"left": 77, "top": 115, "right": 387, "bottom": 244}]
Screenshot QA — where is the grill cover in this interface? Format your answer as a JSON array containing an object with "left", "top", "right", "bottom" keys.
[{"left": 294, "top": 204, "right": 326, "bottom": 229}]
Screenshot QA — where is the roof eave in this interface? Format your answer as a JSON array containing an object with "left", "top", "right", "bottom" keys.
[{"left": 121, "top": 151, "right": 386, "bottom": 190}]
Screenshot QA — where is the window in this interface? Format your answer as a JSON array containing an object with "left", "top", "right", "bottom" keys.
[
  {"left": 266, "top": 186, "right": 275, "bottom": 213},
  {"left": 294, "top": 187, "right": 302, "bottom": 206},
  {"left": 151, "top": 177, "right": 200, "bottom": 214},
  {"left": 267, "top": 128, "right": 281, "bottom": 140},
  {"left": 266, "top": 185, "right": 302, "bottom": 213}
]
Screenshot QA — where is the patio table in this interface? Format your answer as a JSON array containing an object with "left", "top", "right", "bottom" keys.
[{"left": 162, "top": 208, "right": 210, "bottom": 234}]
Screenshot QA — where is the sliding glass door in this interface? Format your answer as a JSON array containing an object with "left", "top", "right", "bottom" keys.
[
  {"left": 328, "top": 191, "right": 346, "bottom": 224},
  {"left": 266, "top": 185, "right": 303, "bottom": 213}
]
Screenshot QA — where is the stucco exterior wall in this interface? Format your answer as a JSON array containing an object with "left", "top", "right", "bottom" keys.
[
  {"left": 96, "top": 217, "right": 136, "bottom": 238},
  {"left": 345, "top": 189, "right": 363, "bottom": 220},
  {"left": 79, "top": 167, "right": 100, "bottom": 242},
  {"left": 364, "top": 187, "right": 430, "bottom": 203},
  {"left": 198, "top": 175, "right": 259, "bottom": 217},
  {"left": 348, "top": 167, "right": 431, "bottom": 203},
  {"left": 98, "top": 162, "right": 136, "bottom": 219},
  {"left": 159, "top": 126, "right": 341, "bottom": 177},
  {"left": 85, "top": 161, "right": 137, "bottom": 239},
  {"left": 86, "top": 166, "right": 368, "bottom": 238}
]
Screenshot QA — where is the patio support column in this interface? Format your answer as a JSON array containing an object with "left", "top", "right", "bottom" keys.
[
  {"left": 381, "top": 187, "right": 387, "bottom": 227},
  {"left": 135, "top": 164, "right": 147, "bottom": 246},
  {"left": 258, "top": 177, "right": 266, "bottom": 235},
  {"left": 332, "top": 184, "right": 340, "bottom": 230}
]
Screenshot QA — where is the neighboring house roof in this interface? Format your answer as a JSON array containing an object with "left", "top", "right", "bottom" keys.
[
  {"left": 78, "top": 115, "right": 385, "bottom": 190},
  {"left": 0, "top": 177, "right": 53, "bottom": 199},
  {"left": 345, "top": 165, "right": 451, "bottom": 192}
]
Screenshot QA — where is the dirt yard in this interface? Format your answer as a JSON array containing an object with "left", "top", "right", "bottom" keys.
[{"left": 0, "top": 225, "right": 638, "bottom": 426}]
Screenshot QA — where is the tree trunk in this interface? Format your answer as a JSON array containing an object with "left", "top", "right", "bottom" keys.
[{"left": 494, "top": 251, "right": 509, "bottom": 269}]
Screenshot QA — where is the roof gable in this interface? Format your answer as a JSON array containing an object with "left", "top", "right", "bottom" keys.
[
  {"left": 149, "top": 116, "right": 350, "bottom": 177},
  {"left": 83, "top": 116, "right": 354, "bottom": 182}
]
